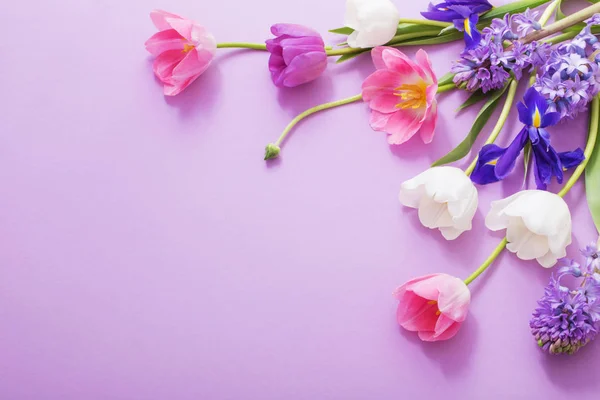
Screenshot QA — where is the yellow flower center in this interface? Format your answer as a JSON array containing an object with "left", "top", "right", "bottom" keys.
[
  {"left": 532, "top": 107, "right": 542, "bottom": 128},
  {"left": 183, "top": 43, "right": 196, "bottom": 53},
  {"left": 464, "top": 18, "right": 472, "bottom": 37},
  {"left": 394, "top": 81, "right": 428, "bottom": 110}
]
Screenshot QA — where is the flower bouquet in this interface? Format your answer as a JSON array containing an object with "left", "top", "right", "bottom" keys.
[{"left": 145, "top": 0, "right": 600, "bottom": 355}]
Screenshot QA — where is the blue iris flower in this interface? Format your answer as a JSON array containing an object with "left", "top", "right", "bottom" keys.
[
  {"left": 471, "top": 87, "right": 585, "bottom": 190},
  {"left": 421, "top": 0, "right": 493, "bottom": 49}
]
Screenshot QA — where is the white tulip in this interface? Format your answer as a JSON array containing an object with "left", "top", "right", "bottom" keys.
[
  {"left": 399, "top": 167, "right": 479, "bottom": 240},
  {"left": 345, "top": 0, "right": 401, "bottom": 48},
  {"left": 485, "top": 190, "right": 572, "bottom": 268}
]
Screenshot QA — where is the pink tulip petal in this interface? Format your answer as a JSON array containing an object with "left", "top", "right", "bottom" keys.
[
  {"left": 380, "top": 47, "right": 424, "bottom": 78},
  {"left": 150, "top": 9, "right": 183, "bottom": 31},
  {"left": 153, "top": 49, "right": 186, "bottom": 83},
  {"left": 437, "top": 277, "right": 471, "bottom": 322},
  {"left": 434, "top": 313, "right": 457, "bottom": 335},
  {"left": 369, "top": 94, "right": 400, "bottom": 113},
  {"left": 165, "top": 17, "right": 195, "bottom": 42},
  {"left": 384, "top": 108, "right": 424, "bottom": 145},
  {"left": 406, "top": 275, "right": 445, "bottom": 300},
  {"left": 415, "top": 49, "right": 437, "bottom": 84},
  {"left": 396, "top": 296, "right": 439, "bottom": 332},
  {"left": 392, "top": 274, "right": 440, "bottom": 300},
  {"left": 369, "top": 110, "right": 394, "bottom": 131},
  {"left": 418, "top": 321, "right": 462, "bottom": 342},
  {"left": 418, "top": 100, "right": 438, "bottom": 144},
  {"left": 361, "top": 70, "right": 402, "bottom": 101},
  {"left": 371, "top": 46, "right": 388, "bottom": 70},
  {"left": 171, "top": 48, "right": 210, "bottom": 82},
  {"left": 145, "top": 29, "right": 185, "bottom": 56}
]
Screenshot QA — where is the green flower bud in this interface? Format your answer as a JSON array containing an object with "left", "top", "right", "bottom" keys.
[{"left": 264, "top": 143, "right": 281, "bottom": 160}]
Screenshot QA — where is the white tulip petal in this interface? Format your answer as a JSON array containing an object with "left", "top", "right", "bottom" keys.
[
  {"left": 485, "top": 191, "right": 528, "bottom": 231},
  {"left": 439, "top": 226, "right": 464, "bottom": 241},
  {"left": 344, "top": 0, "right": 400, "bottom": 48},
  {"left": 399, "top": 167, "right": 478, "bottom": 240},
  {"left": 418, "top": 196, "right": 453, "bottom": 228},
  {"left": 485, "top": 190, "right": 572, "bottom": 268},
  {"left": 537, "top": 251, "right": 559, "bottom": 268}
]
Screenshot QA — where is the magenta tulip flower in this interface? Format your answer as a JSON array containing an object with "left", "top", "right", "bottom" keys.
[
  {"left": 266, "top": 24, "right": 328, "bottom": 88},
  {"left": 362, "top": 47, "right": 438, "bottom": 145},
  {"left": 394, "top": 273, "right": 470, "bottom": 342},
  {"left": 145, "top": 10, "right": 217, "bottom": 96}
]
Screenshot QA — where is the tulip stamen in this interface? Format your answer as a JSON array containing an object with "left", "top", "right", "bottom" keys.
[
  {"left": 394, "top": 83, "right": 427, "bottom": 110},
  {"left": 183, "top": 43, "right": 195, "bottom": 53}
]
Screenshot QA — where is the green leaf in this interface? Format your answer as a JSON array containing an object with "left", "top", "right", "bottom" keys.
[
  {"left": 329, "top": 27, "right": 354, "bottom": 35},
  {"left": 438, "top": 25, "right": 457, "bottom": 36},
  {"left": 456, "top": 90, "right": 488, "bottom": 112},
  {"left": 394, "top": 31, "right": 463, "bottom": 46},
  {"left": 396, "top": 23, "right": 440, "bottom": 35},
  {"left": 335, "top": 50, "right": 368, "bottom": 64},
  {"left": 431, "top": 83, "right": 510, "bottom": 167},
  {"left": 480, "top": 0, "right": 552, "bottom": 21},
  {"left": 438, "top": 72, "right": 455, "bottom": 87},
  {"left": 586, "top": 122, "right": 600, "bottom": 234}
]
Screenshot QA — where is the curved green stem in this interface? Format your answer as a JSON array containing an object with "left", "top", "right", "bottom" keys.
[
  {"left": 398, "top": 18, "right": 452, "bottom": 28},
  {"left": 464, "top": 79, "right": 519, "bottom": 176},
  {"left": 464, "top": 239, "right": 508, "bottom": 285},
  {"left": 216, "top": 42, "right": 267, "bottom": 50},
  {"left": 270, "top": 94, "right": 363, "bottom": 149},
  {"left": 265, "top": 83, "right": 458, "bottom": 159},
  {"left": 558, "top": 96, "right": 600, "bottom": 197}
]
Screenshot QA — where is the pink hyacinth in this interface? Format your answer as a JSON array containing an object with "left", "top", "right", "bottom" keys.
[
  {"left": 266, "top": 24, "right": 328, "bottom": 88},
  {"left": 362, "top": 47, "right": 438, "bottom": 145},
  {"left": 394, "top": 273, "right": 470, "bottom": 342},
  {"left": 145, "top": 10, "right": 217, "bottom": 96}
]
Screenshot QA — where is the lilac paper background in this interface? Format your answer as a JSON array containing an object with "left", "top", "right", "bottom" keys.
[{"left": 1, "top": 0, "right": 600, "bottom": 398}]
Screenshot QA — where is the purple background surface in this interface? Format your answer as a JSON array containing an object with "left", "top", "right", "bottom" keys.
[{"left": 2, "top": 0, "right": 600, "bottom": 399}]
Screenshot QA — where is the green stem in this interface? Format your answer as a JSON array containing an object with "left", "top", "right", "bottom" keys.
[
  {"left": 464, "top": 79, "right": 519, "bottom": 176},
  {"left": 558, "top": 96, "right": 600, "bottom": 197},
  {"left": 464, "top": 239, "right": 508, "bottom": 285},
  {"left": 326, "top": 47, "right": 364, "bottom": 56},
  {"left": 273, "top": 94, "right": 363, "bottom": 147},
  {"left": 543, "top": 31, "right": 577, "bottom": 45},
  {"left": 387, "top": 30, "right": 443, "bottom": 45},
  {"left": 464, "top": 96, "right": 600, "bottom": 286},
  {"left": 398, "top": 18, "right": 452, "bottom": 28},
  {"left": 327, "top": 30, "right": 440, "bottom": 57},
  {"left": 438, "top": 83, "right": 456, "bottom": 93},
  {"left": 216, "top": 42, "right": 267, "bottom": 50},
  {"left": 538, "top": 0, "right": 560, "bottom": 27}
]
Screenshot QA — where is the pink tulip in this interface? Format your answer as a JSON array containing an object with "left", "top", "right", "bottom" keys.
[
  {"left": 145, "top": 10, "right": 217, "bottom": 96},
  {"left": 362, "top": 47, "right": 438, "bottom": 145},
  {"left": 394, "top": 273, "right": 470, "bottom": 342}
]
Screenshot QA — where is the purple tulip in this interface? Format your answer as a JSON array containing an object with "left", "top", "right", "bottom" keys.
[{"left": 266, "top": 24, "right": 327, "bottom": 88}]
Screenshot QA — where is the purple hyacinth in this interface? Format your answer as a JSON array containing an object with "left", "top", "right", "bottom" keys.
[
  {"left": 534, "top": 16, "right": 600, "bottom": 118},
  {"left": 265, "top": 24, "right": 327, "bottom": 88},
  {"left": 451, "top": 11, "right": 550, "bottom": 92},
  {"left": 530, "top": 244, "right": 600, "bottom": 355}
]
